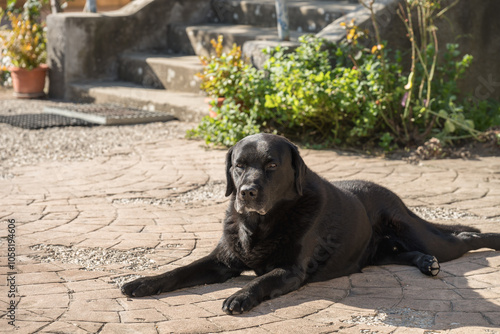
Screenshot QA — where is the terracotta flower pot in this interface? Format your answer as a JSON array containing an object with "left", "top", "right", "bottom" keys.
[
  {"left": 10, "top": 64, "right": 48, "bottom": 99},
  {"left": 205, "top": 97, "right": 225, "bottom": 118}
]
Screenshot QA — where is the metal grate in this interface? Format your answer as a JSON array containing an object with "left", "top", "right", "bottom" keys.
[
  {"left": 43, "top": 104, "right": 175, "bottom": 125},
  {"left": 0, "top": 113, "right": 94, "bottom": 129}
]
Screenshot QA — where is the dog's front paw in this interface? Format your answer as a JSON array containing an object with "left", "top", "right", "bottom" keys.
[
  {"left": 222, "top": 290, "right": 259, "bottom": 314},
  {"left": 121, "top": 276, "right": 164, "bottom": 297}
]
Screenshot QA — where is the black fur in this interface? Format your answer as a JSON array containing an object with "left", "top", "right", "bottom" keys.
[{"left": 122, "top": 134, "right": 500, "bottom": 314}]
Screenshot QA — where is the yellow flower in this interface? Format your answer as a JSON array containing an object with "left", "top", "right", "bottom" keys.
[
  {"left": 2, "top": 12, "right": 47, "bottom": 69},
  {"left": 371, "top": 44, "right": 384, "bottom": 54},
  {"left": 347, "top": 29, "right": 355, "bottom": 41},
  {"left": 404, "top": 72, "right": 414, "bottom": 90}
]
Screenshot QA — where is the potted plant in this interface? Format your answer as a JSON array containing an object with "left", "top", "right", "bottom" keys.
[
  {"left": 197, "top": 35, "right": 246, "bottom": 117},
  {"left": 0, "top": 0, "right": 48, "bottom": 98}
]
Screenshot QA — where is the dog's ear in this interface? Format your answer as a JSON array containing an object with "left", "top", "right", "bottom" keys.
[
  {"left": 225, "top": 146, "right": 235, "bottom": 197},
  {"left": 290, "top": 143, "right": 306, "bottom": 196}
]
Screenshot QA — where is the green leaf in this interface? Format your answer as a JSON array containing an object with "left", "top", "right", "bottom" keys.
[
  {"left": 438, "top": 110, "right": 448, "bottom": 118},
  {"left": 444, "top": 119, "right": 456, "bottom": 133},
  {"left": 464, "top": 120, "right": 474, "bottom": 130}
]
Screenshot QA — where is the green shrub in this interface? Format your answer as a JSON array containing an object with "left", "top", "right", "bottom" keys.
[
  {"left": 188, "top": 0, "right": 500, "bottom": 149},
  {"left": 187, "top": 99, "right": 261, "bottom": 147},
  {"left": 197, "top": 35, "right": 246, "bottom": 99}
]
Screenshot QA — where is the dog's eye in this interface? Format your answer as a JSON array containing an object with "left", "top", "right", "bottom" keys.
[
  {"left": 236, "top": 163, "right": 244, "bottom": 169},
  {"left": 266, "top": 163, "right": 277, "bottom": 170}
]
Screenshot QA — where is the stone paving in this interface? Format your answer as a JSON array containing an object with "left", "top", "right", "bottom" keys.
[{"left": 1, "top": 132, "right": 500, "bottom": 333}]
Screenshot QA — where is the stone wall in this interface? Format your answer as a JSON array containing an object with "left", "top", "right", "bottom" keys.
[
  {"left": 46, "top": 0, "right": 212, "bottom": 99},
  {"left": 439, "top": 0, "right": 500, "bottom": 102}
]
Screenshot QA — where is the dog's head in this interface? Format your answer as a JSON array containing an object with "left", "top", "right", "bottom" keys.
[{"left": 225, "top": 134, "right": 306, "bottom": 215}]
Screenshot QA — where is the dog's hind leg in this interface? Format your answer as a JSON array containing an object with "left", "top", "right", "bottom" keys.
[
  {"left": 420, "top": 229, "right": 500, "bottom": 263},
  {"left": 373, "top": 228, "right": 500, "bottom": 276},
  {"left": 375, "top": 251, "right": 441, "bottom": 276},
  {"left": 385, "top": 208, "right": 500, "bottom": 263}
]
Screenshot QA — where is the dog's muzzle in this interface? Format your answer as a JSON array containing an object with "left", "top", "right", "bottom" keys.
[{"left": 235, "top": 185, "right": 267, "bottom": 215}]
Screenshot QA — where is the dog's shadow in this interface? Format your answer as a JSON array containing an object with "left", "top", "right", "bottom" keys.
[{"left": 157, "top": 250, "right": 500, "bottom": 330}]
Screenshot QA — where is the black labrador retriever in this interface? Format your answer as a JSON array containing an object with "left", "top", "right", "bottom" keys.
[{"left": 122, "top": 133, "right": 500, "bottom": 314}]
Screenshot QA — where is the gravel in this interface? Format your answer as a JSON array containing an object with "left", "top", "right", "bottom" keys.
[
  {"left": 0, "top": 96, "right": 194, "bottom": 179},
  {"left": 108, "top": 274, "right": 145, "bottom": 288},
  {"left": 29, "top": 243, "right": 159, "bottom": 271},
  {"left": 342, "top": 308, "right": 435, "bottom": 329},
  {"left": 112, "top": 181, "right": 227, "bottom": 207},
  {"left": 410, "top": 206, "right": 479, "bottom": 221}
]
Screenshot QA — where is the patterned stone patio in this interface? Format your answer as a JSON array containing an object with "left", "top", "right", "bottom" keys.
[{"left": 1, "top": 136, "right": 500, "bottom": 333}]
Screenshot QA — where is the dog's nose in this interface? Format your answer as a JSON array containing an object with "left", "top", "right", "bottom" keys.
[{"left": 240, "top": 185, "right": 258, "bottom": 200}]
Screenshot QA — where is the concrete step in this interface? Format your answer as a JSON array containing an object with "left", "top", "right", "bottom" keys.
[
  {"left": 169, "top": 24, "right": 304, "bottom": 57},
  {"left": 213, "top": 0, "right": 357, "bottom": 33},
  {"left": 168, "top": 1, "right": 358, "bottom": 57},
  {"left": 67, "top": 1, "right": 362, "bottom": 121},
  {"left": 69, "top": 81, "right": 208, "bottom": 122},
  {"left": 118, "top": 53, "right": 203, "bottom": 94}
]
